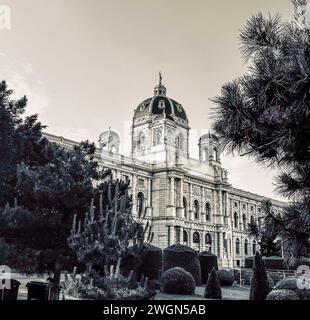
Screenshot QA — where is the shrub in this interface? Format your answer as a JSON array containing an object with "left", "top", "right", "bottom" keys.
[
  {"left": 121, "top": 244, "right": 162, "bottom": 281},
  {"left": 268, "top": 273, "right": 282, "bottom": 286},
  {"left": 266, "top": 289, "right": 299, "bottom": 300},
  {"left": 199, "top": 251, "right": 218, "bottom": 284},
  {"left": 163, "top": 244, "right": 202, "bottom": 285},
  {"left": 262, "top": 256, "right": 285, "bottom": 270},
  {"left": 217, "top": 269, "right": 234, "bottom": 286},
  {"left": 267, "top": 274, "right": 274, "bottom": 289},
  {"left": 62, "top": 268, "right": 155, "bottom": 300},
  {"left": 161, "top": 267, "right": 196, "bottom": 295},
  {"left": 204, "top": 268, "right": 222, "bottom": 299},
  {"left": 250, "top": 252, "right": 271, "bottom": 300},
  {"left": 275, "top": 277, "right": 310, "bottom": 300}
]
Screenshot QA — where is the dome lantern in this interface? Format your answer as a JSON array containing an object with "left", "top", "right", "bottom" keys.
[{"left": 153, "top": 72, "right": 167, "bottom": 96}]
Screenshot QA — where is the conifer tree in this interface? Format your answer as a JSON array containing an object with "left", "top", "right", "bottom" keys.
[
  {"left": 0, "top": 80, "right": 110, "bottom": 298},
  {"left": 212, "top": 0, "right": 310, "bottom": 266},
  {"left": 250, "top": 252, "right": 271, "bottom": 300},
  {"left": 204, "top": 267, "right": 222, "bottom": 299}
]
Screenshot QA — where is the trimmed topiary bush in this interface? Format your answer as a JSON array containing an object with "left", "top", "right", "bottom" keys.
[
  {"left": 164, "top": 244, "right": 202, "bottom": 285},
  {"left": 268, "top": 272, "right": 282, "bottom": 286},
  {"left": 204, "top": 267, "right": 222, "bottom": 299},
  {"left": 121, "top": 244, "right": 162, "bottom": 281},
  {"left": 199, "top": 251, "right": 218, "bottom": 284},
  {"left": 161, "top": 267, "right": 196, "bottom": 295},
  {"left": 250, "top": 252, "right": 271, "bottom": 300},
  {"left": 244, "top": 256, "right": 254, "bottom": 269},
  {"left": 266, "top": 289, "right": 299, "bottom": 300},
  {"left": 217, "top": 269, "right": 234, "bottom": 286},
  {"left": 274, "top": 277, "right": 310, "bottom": 300},
  {"left": 267, "top": 274, "right": 274, "bottom": 289},
  {"left": 263, "top": 256, "right": 285, "bottom": 270}
]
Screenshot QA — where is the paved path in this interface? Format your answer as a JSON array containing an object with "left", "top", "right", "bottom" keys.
[{"left": 155, "top": 285, "right": 250, "bottom": 300}]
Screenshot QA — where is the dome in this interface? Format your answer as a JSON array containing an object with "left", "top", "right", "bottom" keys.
[
  {"left": 199, "top": 131, "right": 219, "bottom": 143},
  {"left": 98, "top": 128, "right": 120, "bottom": 149},
  {"left": 134, "top": 74, "right": 188, "bottom": 124}
]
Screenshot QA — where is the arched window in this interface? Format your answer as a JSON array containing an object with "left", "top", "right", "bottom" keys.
[
  {"left": 167, "top": 129, "right": 174, "bottom": 145},
  {"left": 183, "top": 230, "right": 188, "bottom": 244},
  {"left": 159, "top": 99, "right": 165, "bottom": 109},
  {"left": 153, "top": 128, "right": 162, "bottom": 146},
  {"left": 137, "top": 192, "right": 144, "bottom": 215},
  {"left": 176, "top": 133, "right": 184, "bottom": 150},
  {"left": 236, "top": 238, "right": 240, "bottom": 255},
  {"left": 183, "top": 197, "right": 188, "bottom": 219},
  {"left": 194, "top": 200, "right": 200, "bottom": 220},
  {"left": 234, "top": 212, "right": 239, "bottom": 228},
  {"left": 252, "top": 240, "right": 257, "bottom": 255},
  {"left": 205, "top": 203, "right": 211, "bottom": 221},
  {"left": 205, "top": 233, "right": 212, "bottom": 245},
  {"left": 250, "top": 215, "right": 255, "bottom": 224},
  {"left": 193, "top": 231, "right": 200, "bottom": 244},
  {"left": 242, "top": 214, "right": 247, "bottom": 230},
  {"left": 203, "top": 149, "right": 208, "bottom": 162},
  {"left": 244, "top": 239, "right": 249, "bottom": 255},
  {"left": 137, "top": 132, "right": 145, "bottom": 150},
  {"left": 110, "top": 145, "right": 117, "bottom": 154}
]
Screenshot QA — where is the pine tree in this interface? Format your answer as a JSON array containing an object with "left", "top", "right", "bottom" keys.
[
  {"left": 212, "top": 0, "right": 310, "bottom": 266},
  {"left": 250, "top": 252, "right": 271, "bottom": 300},
  {"left": 247, "top": 200, "right": 281, "bottom": 257},
  {"left": 66, "top": 179, "right": 155, "bottom": 299},
  {"left": 0, "top": 81, "right": 51, "bottom": 206},
  {"left": 204, "top": 267, "right": 222, "bottom": 299},
  {"left": 68, "top": 178, "right": 153, "bottom": 274},
  {"left": 0, "top": 80, "right": 111, "bottom": 298}
]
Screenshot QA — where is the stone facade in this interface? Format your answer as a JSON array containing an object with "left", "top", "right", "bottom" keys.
[{"left": 44, "top": 76, "right": 286, "bottom": 268}]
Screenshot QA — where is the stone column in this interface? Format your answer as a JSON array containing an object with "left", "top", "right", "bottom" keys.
[
  {"left": 170, "top": 177, "right": 175, "bottom": 206},
  {"left": 147, "top": 178, "right": 152, "bottom": 207},
  {"left": 132, "top": 174, "right": 137, "bottom": 213},
  {"left": 201, "top": 187, "right": 205, "bottom": 223},
  {"left": 213, "top": 190, "right": 216, "bottom": 222},
  {"left": 189, "top": 183, "right": 193, "bottom": 220},
  {"left": 179, "top": 179, "right": 183, "bottom": 207},
  {"left": 218, "top": 189, "right": 223, "bottom": 224},
  {"left": 170, "top": 225, "right": 175, "bottom": 246},
  {"left": 218, "top": 231, "right": 223, "bottom": 259},
  {"left": 180, "top": 226, "right": 184, "bottom": 244}
]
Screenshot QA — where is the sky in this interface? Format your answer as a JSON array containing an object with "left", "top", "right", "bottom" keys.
[{"left": 0, "top": 0, "right": 297, "bottom": 201}]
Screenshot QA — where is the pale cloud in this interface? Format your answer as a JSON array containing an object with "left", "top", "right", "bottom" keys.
[{"left": 0, "top": 58, "right": 50, "bottom": 118}]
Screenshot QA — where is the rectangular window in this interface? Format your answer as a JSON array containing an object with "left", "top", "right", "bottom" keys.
[{"left": 138, "top": 178, "right": 145, "bottom": 187}]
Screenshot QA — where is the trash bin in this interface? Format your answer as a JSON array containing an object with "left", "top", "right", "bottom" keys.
[
  {"left": 26, "top": 281, "right": 52, "bottom": 300},
  {"left": 0, "top": 279, "right": 21, "bottom": 300}
]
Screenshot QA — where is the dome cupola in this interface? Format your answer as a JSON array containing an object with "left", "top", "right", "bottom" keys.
[{"left": 133, "top": 73, "right": 188, "bottom": 125}]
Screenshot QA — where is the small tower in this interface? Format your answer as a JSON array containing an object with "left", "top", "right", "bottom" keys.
[
  {"left": 98, "top": 127, "right": 120, "bottom": 155},
  {"left": 199, "top": 131, "right": 221, "bottom": 164}
]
